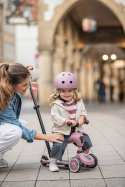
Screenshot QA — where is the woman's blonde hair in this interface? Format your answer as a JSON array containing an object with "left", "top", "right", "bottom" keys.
[
  {"left": 0, "top": 63, "right": 30, "bottom": 112},
  {"left": 49, "top": 89, "right": 82, "bottom": 104}
]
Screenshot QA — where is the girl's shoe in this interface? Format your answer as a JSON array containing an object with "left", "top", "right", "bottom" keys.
[
  {"left": 49, "top": 162, "right": 59, "bottom": 172},
  {"left": 0, "top": 159, "right": 8, "bottom": 168}
]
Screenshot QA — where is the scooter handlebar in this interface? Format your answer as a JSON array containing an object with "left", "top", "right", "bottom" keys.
[
  {"left": 84, "top": 119, "right": 89, "bottom": 124},
  {"left": 67, "top": 119, "right": 89, "bottom": 127}
]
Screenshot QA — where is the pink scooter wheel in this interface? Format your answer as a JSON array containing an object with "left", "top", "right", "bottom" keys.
[{"left": 69, "top": 157, "right": 81, "bottom": 173}]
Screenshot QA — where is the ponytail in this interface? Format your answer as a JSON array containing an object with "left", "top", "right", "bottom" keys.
[
  {"left": 0, "top": 63, "right": 30, "bottom": 112},
  {"left": 0, "top": 64, "right": 14, "bottom": 112}
]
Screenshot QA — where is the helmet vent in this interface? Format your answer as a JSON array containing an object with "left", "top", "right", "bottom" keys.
[
  {"left": 70, "top": 81, "right": 72, "bottom": 84},
  {"left": 62, "top": 81, "right": 65, "bottom": 84}
]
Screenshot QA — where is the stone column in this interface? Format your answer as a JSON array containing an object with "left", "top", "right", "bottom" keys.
[
  {"left": 79, "top": 58, "right": 87, "bottom": 98},
  {"left": 53, "top": 54, "right": 64, "bottom": 79},
  {"left": 85, "top": 58, "right": 95, "bottom": 102},
  {"left": 111, "top": 68, "right": 119, "bottom": 101},
  {"left": 53, "top": 22, "right": 65, "bottom": 80},
  {"left": 38, "top": 49, "right": 53, "bottom": 105}
]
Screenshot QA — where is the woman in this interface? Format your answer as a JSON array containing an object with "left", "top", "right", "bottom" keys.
[{"left": 0, "top": 63, "right": 64, "bottom": 168}]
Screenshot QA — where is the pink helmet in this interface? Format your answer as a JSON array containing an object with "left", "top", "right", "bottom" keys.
[{"left": 55, "top": 72, "right": 78, "bottom": 89}]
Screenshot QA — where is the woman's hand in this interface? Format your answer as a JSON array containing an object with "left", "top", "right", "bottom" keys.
[
  {"left": 34, "top": 132, "right": 64, "bottom": 143},
  {"left": 45, "top": 133, "right": 64, "bottom": 143},
  {"left": 26, "top": 65, "right": 33, "bottom": 70}
]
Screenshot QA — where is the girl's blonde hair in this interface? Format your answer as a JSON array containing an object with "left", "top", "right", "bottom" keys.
[
  {"left": 0, "top": 63, "right": 30, "bottom": 112},
  {"left": 49, "top": 89, "right": 82, "bottom": 104}
]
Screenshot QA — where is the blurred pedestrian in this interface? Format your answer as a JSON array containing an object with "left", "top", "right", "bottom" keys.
[
  {"left": 110, "top": 84, "right": 114, "bottom": 102},
  {"left": 119, "top": 80, "right": 124, "bottom": 102},
  {"left": 0, "top": 63, "right": 64, "bottom": 168},
  {"left": 94, "top": 79, "right": 101, "bottom": 102},
  {"left": 99, "top": 81, "right": 106, "bottom": 102}
]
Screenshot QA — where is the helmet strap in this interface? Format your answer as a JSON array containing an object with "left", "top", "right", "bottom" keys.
[{"left": 58, "top": 95, "right": 67, "bottom": 103}]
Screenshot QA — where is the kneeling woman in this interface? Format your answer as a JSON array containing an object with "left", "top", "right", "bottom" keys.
[{"left": 0, "top": 63, "right": 64, "bottom": 168}]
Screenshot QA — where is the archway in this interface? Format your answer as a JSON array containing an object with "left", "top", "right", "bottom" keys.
[{"left": 38, "top": 0, "right": 125, "bottom": 104}]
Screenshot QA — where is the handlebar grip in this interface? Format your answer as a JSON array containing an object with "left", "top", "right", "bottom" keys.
[
  {"left": 67, "top": 121, "right": 79, "bottom": 127},
  {"left": 67, "top": 119, "right": 89, "bottom": 127},
  {"left": 67, "top": 121, "right": 72, "bottom": 126},
  {"left": 76, "top": 123, "right": 79, "bottom": 127},
  {"left": 84, "top": 119, "right": 89, "bottom": 124},
  {"left": 76, "top": 120, "right": 89, "bottom": 126}
]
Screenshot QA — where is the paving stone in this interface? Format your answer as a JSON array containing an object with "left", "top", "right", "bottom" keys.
[
  {"left": 16, "top": 155, "right": 41, "bottom": 165},
  {"left": 70, "top": 179, "right": 105, "bottom": 187},
  {"left": 0, "top": 172, "right": 8, "bottom": 181},
  {"left": 100, "top": 165, "right": 125, "bottom": 178},
  {"left": 1, "top": 181, "right": 35, "bottom": 187},
  {"left": 105, "top": 178, "right": 125, "bottom": 187},
  {"left": 98, "top": 159, "right": 125, "bottom": 166},
  {"left": 4, "top": 168, "right": 39, "bottom": 182},
  {"left": 0, "top": 168, "right": 11, "bottom": 181},
  {"left": 95, "top": 151, "right": 119, "bottom": 156},
  {"left": 3, "top": 156, "right": 19, "bottom": 167},
  {"left": 13, "top": 163, "right": 40, "bottom": 170},
  {"left": 70, "top": 167, "right": 102, "bottom": 179},
  {"left": 38, "top": 165, "right": 69, "bottom": 180},
  {"left": 36, "top": 180, "right": 70, "bottom": 187}
]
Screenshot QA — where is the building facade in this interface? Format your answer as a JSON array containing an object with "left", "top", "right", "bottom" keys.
[{"left": 0, "top": 0, "right": 15, "bottom": 64}]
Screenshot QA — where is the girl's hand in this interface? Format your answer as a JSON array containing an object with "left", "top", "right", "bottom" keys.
[
  {"left": 64, "top": 119, "right": 77, "bottom": 127},
  {"left": 45, "top": 133, "right": 64, "bottom": 144},
  {"left": 77, "top": 115, "right": 85, "bottom": 126},
  {"left": 26, "top": 65, "right": 33, "bottom": 70},
  {"left": 77, "top": 119, "right": 84, "bottom": 126},
  {"left": 70, "top": 120, "right": 77, "bottom": 127}
]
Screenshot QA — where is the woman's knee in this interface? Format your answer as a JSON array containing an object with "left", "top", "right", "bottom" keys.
[
  {"left": 10, "top": 125, "right": 22, "bottom": 142},
  {"left": 0, "top": 125, "right": 22, "bottom": 153}
]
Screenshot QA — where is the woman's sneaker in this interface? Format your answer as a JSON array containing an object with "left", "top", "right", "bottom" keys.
[
  {"left": 0, "top": 159, "right": 8, "bottom": 168},
  {"left": 49, "top": 162, "right": 59, "bottom": 172}
]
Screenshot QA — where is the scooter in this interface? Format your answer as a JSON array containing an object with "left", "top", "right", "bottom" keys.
[{"left": 29, "top": 80, "right": 98, "bottom": 173}]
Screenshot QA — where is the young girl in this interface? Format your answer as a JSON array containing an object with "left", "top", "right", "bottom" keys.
[
  {"left": 49, "top": 72, "right": 92, "bottom": 172},
  {"left": 0, "top": 63, "right": 64, "bottom": 168}
]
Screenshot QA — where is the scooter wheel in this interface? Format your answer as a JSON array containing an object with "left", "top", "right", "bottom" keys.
[
  {"left": 87, "top": 154, "right": 98, "bottom": 168},
  {"left": 69, "top": 157, "right": 81, "bottom": 173},
  {"left": 41, "top": 155, "right": 49, "bottom": 166}
]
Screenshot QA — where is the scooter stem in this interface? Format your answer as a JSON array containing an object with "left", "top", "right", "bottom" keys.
[{"left": 29, "top": 81, "right": 51, "bottom": 157}]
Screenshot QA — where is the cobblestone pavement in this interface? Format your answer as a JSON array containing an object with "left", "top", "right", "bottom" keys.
[{"left": 0, "top": 98, "right": 125, "bottom": 187}]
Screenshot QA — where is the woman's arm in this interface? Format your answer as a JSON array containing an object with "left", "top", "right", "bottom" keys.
[{"left": 34, "top": 132, "right": 64, "bottom": 143}]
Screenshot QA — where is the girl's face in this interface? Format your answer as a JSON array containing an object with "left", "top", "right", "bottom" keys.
[
  {"left": 59, "top": 88, "right": 75, "bottom": 102},
  {"left": 13, "top": 75, "right": 30, "bottom": 95}
]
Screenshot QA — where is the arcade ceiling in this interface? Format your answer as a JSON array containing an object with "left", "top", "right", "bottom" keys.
[{"left": 68, "top": 0, "right": 125, "bottom": 60}]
